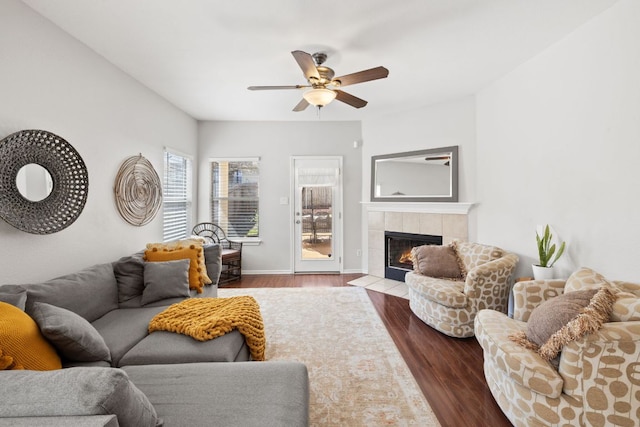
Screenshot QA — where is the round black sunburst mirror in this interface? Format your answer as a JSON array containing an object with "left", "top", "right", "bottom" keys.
[{"left": 0, "top": 130, "right": 89, "bottom": 234}]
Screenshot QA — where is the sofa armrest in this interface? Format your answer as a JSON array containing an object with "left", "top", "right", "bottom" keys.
[
  {"left": 464, "top": 253, "right": 519, "bottom": 311},
  {"left": 512, "top": 279, "right": 566, "bottom": 321},
  {"left": 0, "top": 415, "right": 118, "bottom": 427},
  {"left": 0, "top": 368, "right": 158, "bottom": 427},
  {"left": 474, "top": 309, "right": 564, "bottom": 398}
]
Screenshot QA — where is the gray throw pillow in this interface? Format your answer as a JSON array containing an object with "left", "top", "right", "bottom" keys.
[
  {"left": 141, "top": 259, "right": 191, "bottom": 306},
  {"left": 204, "top": 243, "right": 223, "bottom": 285},
  {"left": 113, "top": 254, "right": 145, "bottom": 303},
  {"left": 0, "top": 285, "right": 27, "bottom": 310},
  {"left": 0, "top": 367, "right": 160, "bottom": 427},
  {"left": 30, "top": 302, "right": 111, "bottom": 363}
]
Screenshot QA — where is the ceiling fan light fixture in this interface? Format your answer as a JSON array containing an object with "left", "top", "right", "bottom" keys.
[{"left": 303, "top": 88, "right": 336, "bottom": 107}]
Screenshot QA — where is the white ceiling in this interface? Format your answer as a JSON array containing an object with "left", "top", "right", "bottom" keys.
[{"left": 22, "top": 0, "right": 617, "bottom": 122}]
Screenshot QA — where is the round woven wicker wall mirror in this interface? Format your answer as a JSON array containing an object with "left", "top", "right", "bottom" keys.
[
  {"left": 114, "top": 154, "right": 162, "bottom": 226},
  {"left": 0, "top": 129, "right": 89, "bottom": 234}
]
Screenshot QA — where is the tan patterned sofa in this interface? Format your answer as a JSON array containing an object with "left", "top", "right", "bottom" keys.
[
  {"left": 474, "top": 268, "right": 640, "bottom": 427},
  {"left": 405, "top": 241, "right": 518, "bottom": 338}
]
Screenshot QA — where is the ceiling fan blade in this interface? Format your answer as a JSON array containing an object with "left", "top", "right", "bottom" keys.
[
  {"left": 248, "top": 85, "right": 308, "bottom": 90},
  {"left": 293, "top": 98, "right": 310, "bottom": 112},
  {"left": 334, "top": 90, "right": 368, "bottom": 109},
  {"left": 333, "top": 66, "right": 389, "bottom": 87},
  {"left": 291, "top": 50, "right": 320, "bottom": 81}
]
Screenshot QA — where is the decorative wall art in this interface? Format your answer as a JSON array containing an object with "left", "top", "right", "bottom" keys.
[
  {"left": 114, "top": 154, "right": 162, "bottom": 226},
  {"left": 0, "top": 129, "right": 89, "bottom": 234}
]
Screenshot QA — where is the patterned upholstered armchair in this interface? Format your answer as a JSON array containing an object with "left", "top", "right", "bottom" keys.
[
  {"left": 474, "top": 268, "right": 640, "bottom": 427},
  {"left": 405, "top": 241, "right": 518, "bottom": 338}
]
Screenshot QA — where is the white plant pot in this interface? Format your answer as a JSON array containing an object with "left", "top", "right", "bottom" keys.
[{"left": 532, "top": 264, "right": 554, "bottom": 280}]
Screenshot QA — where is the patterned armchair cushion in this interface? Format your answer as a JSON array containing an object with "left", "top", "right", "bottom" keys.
[
  {"left": 405, "top": 273, "right": 466, "bottom": 308},
  {"left": 452, "top": 240, "right": 503, "bottom": 276},
  {"left": 564, "top": 267, "right": 609, "bottom": 292},
  {"left": 475, "top": 310, "right": 564, "bottom": 398},
  {"left": 563, "top": 267, "right": 640, "bottom": 322},
  {"left": 610, "top": 280, "right": 640, "bottom": 322}
]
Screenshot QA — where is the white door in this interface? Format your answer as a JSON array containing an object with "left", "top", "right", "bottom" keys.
[{"left": 292, "top": 157, "right": 342, "bottom": 273}]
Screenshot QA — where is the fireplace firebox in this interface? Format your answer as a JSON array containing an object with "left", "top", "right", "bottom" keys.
[{"left": 385, "top": 231, "right": 442, "bottom": 281}]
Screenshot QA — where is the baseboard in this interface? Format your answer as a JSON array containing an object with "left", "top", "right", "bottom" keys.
[
  {"left": 243, "top": 269, "right": 293, "bottom": 275},
  {"left": 243, "top": 269, "right": 364, "bottom": 275}
]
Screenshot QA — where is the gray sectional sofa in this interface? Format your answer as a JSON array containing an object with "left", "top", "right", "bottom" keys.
[{"left": 0, "top": 245, "right": 309, "bottom": 427}]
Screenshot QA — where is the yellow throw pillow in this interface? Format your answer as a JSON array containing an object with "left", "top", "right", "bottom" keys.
[
  {"left": 146, "top": 239, "right": 212, "bottom": 285},
  {"left": 0, "top": 302, "right": 62, "bottom": 370},
  {"left": 144, "top": 246, "right": 205, "bottom": 293}
]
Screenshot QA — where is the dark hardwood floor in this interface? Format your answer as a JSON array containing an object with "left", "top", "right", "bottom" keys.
[{"left": 226, "top": 274, "right": 512, "bottom": 427}]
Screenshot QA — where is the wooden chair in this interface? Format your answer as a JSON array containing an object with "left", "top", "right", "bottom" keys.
[{"left": 192, "top": 223, "right": 242, "bottom": 284}]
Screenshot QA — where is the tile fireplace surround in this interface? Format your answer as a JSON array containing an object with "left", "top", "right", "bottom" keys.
[{"left": 366, "top": 202, "right": 474, "bottom": 278}]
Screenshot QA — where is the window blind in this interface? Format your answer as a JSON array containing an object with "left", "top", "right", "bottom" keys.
[
  {"left": 211, "top": 160, "right": 259, "bottom": 238},
  {"left": 163, "top": 151, "right": 192, "bottom": 241}
]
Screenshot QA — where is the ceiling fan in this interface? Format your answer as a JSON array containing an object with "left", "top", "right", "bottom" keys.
[{"left": 248, "top": 50, "right": 389, "bottom": 112}]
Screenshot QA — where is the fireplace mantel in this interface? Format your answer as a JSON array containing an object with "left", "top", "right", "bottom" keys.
[{"left": 362, "top": 202, "right": 475, "bottom": 215}]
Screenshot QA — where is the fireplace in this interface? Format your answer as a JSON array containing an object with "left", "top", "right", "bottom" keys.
[{"left": 385, "top": 231, "right": 442, "bottom": 281}]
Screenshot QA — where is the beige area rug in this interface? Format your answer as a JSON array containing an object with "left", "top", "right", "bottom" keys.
[{"left": 218, "top": 287, "right": 440, "bottom": 427}]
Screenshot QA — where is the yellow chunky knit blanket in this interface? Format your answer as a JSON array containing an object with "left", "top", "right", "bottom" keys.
[{"left": 148, "top": 296, "right": 265, "bottom": 361}]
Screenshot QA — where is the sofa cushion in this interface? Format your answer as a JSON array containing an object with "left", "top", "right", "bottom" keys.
[
  {"left": 0, "top": 301, "right": 61, "bottom": 370},
  {"left": 0, "top": 367, "right": 159, "bottom": 427},
  {"left": 123, "top": 362, "right": 309, "bottom": 427},
  {"left": 91, "top": 306, "right": 167, "bottom": 366},
  {"left": 410, "top": 244, "right": 463, "bottom": 279},
  {"left": 144, "top": 245, "right": 206, "bottom": 293},
  {"left": 0, "top": 285, "right": 27, "bottom": 310},
  {"left": 141, "top": 259, "right": 191, "bottom": 305},
  {"left": 113, "top": 254, "right": 145, "bottom": 306},
  {"left": 115, "top": 282, "right": 218, "bottom": 309},
  {"left": 118, "top": 329, "right": 249, "bottom": 366},
  {"left": 30, "top": 302, "right": 111, "bottom": 364},
  {"left": 23, "top": 263, "right": 119, "bottom": 322}
]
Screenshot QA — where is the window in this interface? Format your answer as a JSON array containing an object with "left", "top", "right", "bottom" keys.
[
  {"left": 210, "top": 159, "right": 259, "bottom": 239},
  {"left": 163, "top": 150, "right": 192, "bottom": 241}
]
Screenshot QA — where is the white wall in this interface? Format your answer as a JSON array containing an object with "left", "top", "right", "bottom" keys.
[
  {"left": 198, "top": 120, "right": 362, "bottom": 273},
  {"left": 0, "top": 0, "right": 197, "bottom": 283},
  {"left": 476, "top": 0, "right": 640, "bottom": 281}
]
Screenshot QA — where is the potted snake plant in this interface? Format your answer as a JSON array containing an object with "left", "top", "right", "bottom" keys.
[{"left": 532, "top": 224, "right": 566, "bottom": 280}]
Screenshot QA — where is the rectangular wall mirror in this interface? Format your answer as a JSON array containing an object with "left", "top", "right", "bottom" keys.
[{"left": 371, "top": 146, "right": 458, "bottom": 202}]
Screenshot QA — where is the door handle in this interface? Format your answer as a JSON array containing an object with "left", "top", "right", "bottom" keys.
[{"left": 296, "top": 220, "right": 301, "bottom": 224}]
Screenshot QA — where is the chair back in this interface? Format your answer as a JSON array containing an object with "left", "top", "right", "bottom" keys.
[
  {"left": 192, "top": 223, "right": 228, "bottom": 244},
  {"left": 453, "top": 240, "right": 505, "bottom": 273}
]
